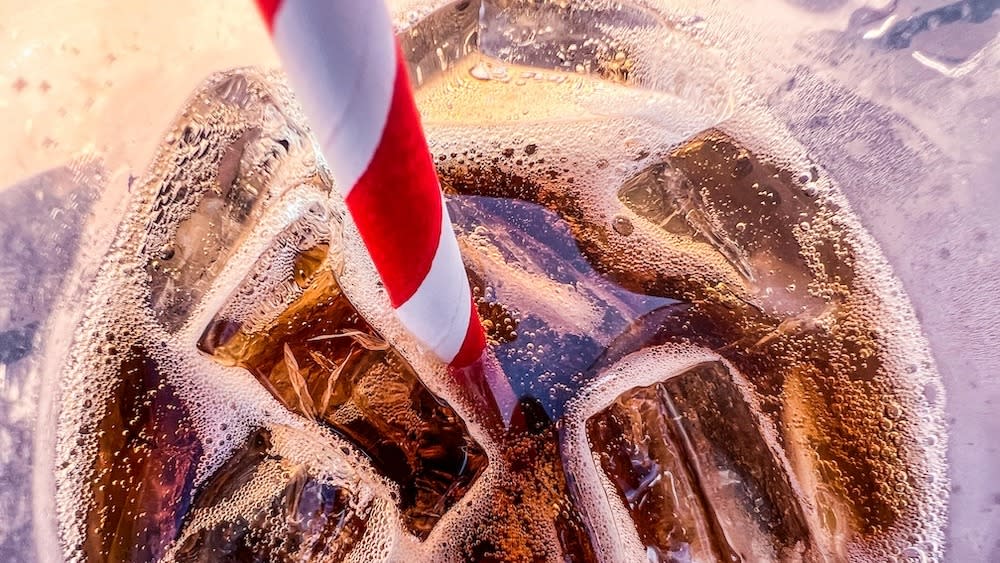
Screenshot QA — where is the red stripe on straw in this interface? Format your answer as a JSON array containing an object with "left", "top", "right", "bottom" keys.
[
  {"left": 254, "top": 0, "right": 281, "bottom": 31},
  {"left": 345, "top": 52, "right": 443, "bottom": 308},
  {"left": 453, "top": 297, "right": 487, "bottom": 368}
]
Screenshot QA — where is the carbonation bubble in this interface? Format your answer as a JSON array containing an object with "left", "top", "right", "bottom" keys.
[{"left": 50, "top": 1, "right": 947, "bottom": 561}]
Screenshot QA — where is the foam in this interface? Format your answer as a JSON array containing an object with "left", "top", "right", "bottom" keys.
[
  {"left": 47, "top": 4, "right": 949, "bottom": 559},
  {"left": 414, "top": 42, "right": 947, "bottom": 560}
]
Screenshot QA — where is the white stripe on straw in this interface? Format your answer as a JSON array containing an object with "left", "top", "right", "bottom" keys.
[{"left": 271, "top": 0, "right": 397, "bottom": 197}]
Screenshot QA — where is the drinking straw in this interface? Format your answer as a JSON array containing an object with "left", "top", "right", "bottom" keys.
[{"left": 255, "top": 0, "right": 517, "bottom": 424}]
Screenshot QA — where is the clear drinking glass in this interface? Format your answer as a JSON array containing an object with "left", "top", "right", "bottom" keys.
[{"left": 0, "top": 1, "right": 996, "bottom": 561}]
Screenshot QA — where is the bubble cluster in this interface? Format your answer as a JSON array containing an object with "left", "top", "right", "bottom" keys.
[
  {"left": 415, "top": 4, "right": 947, "bottom": 555},
  {"left": 48, "top": 1, "right": 948, "bottom": 561}
]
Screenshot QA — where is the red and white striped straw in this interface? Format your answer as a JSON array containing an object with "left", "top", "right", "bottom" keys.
[{"left": 256, "top": 0, "right": 517, "bottom": 423}]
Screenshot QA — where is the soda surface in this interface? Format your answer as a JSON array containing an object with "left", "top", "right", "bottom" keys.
[{"left": 51, "top": 5, "right": 948, "bottom": 563}]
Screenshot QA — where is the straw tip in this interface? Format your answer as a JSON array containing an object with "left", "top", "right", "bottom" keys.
[{"left": 449, "top": 351, "right": 518, "bottom": 428}]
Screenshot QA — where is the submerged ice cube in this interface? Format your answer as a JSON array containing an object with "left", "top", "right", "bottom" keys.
[{"left": 587, "top": 361, "right": 813, "bottom": 561}]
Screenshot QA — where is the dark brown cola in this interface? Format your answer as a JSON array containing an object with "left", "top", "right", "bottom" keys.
[
  {"left": 194, "top": 218, "right": 486, "bottom": 540},
  {"left": 54, "top": 53, "right": 945, "bottom": 562},
  {"left": 434, "top": 125, "right": 943, "bottom": 560}
]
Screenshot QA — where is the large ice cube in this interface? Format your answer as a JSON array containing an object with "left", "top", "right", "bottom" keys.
[{"left": 587, "top": 361, "right": 815, "bottom": 562}]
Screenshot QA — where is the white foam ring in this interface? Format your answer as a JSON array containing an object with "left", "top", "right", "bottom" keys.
[{"left": 44, "top": 3, "right": 950, "bottom": 558}]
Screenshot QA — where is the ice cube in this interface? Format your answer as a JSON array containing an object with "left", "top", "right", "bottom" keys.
[
  {"left": 171, "top": 428, "right": 371, "bottom": 562},
  {"left": 198, "top": 220, "right": 486, "bottom": 539},
  {"left": 587, "top": 361, "right": 815, "bottom": 562},
  {"left": 140, "top": 70, "right": 325, "bottom": 333}
]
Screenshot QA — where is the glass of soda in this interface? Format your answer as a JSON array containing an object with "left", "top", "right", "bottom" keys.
[{"left": 1, "top": 1, "right": 997, "bottom": 561}]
